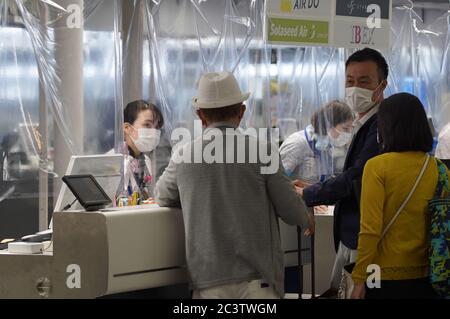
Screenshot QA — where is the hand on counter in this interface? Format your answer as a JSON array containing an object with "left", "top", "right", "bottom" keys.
[{"left": 313, "top": 205, "right": 329, "bottom": 215}]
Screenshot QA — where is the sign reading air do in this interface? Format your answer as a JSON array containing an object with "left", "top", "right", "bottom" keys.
[{"left": 265, "top": 0, "right": 392, "bottom": 49}]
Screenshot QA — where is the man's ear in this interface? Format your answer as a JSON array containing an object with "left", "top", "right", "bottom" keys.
[
  {"left": 239, "top": 104, "right": 246, "bottom": 120},
  {"left": 196, "top": 109, "right": 203, "bottom": 120},
  {"left": 373, "top": 80, "right": 388, "bottom": 103},
  {"left": 197, "top": 109, "right": 208, "bottom": 126}
]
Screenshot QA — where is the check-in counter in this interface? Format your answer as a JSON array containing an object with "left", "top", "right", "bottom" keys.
[
  {"left": 0, "top": 205, "right": 186, "bottom": 298},
  {"left": 0, "top": 205, "right": 335, "bottom": 298}
]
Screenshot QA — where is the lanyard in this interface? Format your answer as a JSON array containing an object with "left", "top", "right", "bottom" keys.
[
  {"left": 125, "top": 154, "right": 152, "bottom": 192},
  {"left": 304, "top": 130, "right": 327, "bottom": 183},
  {"left": 304, "top": 129, "right": 321, "bottom": 157}
]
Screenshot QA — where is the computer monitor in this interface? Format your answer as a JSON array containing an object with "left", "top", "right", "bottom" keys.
[
  {"left": 54, "top": 154, "right": 123, "bottom": 213},
  {"left": 62, "top": 174, "right": 112, "bottom": 211}
]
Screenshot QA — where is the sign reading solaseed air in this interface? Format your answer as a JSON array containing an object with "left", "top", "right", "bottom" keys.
[
  {"left": 268, "top": 17, "right": 329, "bottom": 45},
  {"left": 265, "top": 0, "right": 392, "bottom": 49},
  {"left": 266, "top": 0, "right": 332, "bottom": 46}
]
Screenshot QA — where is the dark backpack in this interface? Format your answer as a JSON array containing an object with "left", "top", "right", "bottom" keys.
[{"left": 428, "top": 159, "right": 450, "bottom": 299}]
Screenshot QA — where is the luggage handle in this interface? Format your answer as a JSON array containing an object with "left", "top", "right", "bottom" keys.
[{"left": 297, "top": 226, "right": 315, "bottom": 299}]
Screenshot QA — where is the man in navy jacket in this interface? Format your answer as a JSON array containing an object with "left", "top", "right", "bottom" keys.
[{"left": 296, "top": 48, "right": 389, "bottom": 290}]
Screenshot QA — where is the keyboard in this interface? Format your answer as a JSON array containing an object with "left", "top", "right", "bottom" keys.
[{"left": 99, "top": 204, "right": 159, "bottom": 212}]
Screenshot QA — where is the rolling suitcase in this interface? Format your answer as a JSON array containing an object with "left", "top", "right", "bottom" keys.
[{"left": 297, "top": 226, "right": 315, "bottom": 299}]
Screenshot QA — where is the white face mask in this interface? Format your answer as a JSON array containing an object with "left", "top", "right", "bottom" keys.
[
  {"left": 345, "top": 85, "right": 382, "bottom": 114},
  {"left": 131, "top": 128, "right": 161, "bottom": 153},
  {"left": 329, "top": 131, "right": 353, "bottom": 148},
  {"left": 314, "top": 135, "right": 330, "bottom": 152}
]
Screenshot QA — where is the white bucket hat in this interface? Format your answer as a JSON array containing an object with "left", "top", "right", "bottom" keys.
[{"left": 192, "top": 71, "right": 250, "bottom": 109}]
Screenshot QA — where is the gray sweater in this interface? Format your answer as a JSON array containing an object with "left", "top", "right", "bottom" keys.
[{"left": 155, "top": 124, "right": 310, "bottom": 297}]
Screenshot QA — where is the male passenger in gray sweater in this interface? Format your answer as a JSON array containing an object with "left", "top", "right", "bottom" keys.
[{"left": 155, "top": 72, "right": 313, "bottom": 299}]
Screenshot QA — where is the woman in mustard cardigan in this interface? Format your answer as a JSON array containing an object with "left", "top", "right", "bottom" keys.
[{"left": 351, "top": 93, "right": 449, "bottom": 299}]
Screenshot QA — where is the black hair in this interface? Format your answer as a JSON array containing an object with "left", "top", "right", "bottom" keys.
[
  {"left": 124, "top": 100, "right": 164, "bottom": 129},
  {"left": 311, "top": 100, "right": 354, "bottom": 136},
  {"left": 378, "top": 93, "right": 433, "bottom": 153},
  {"left": 199, "top": 103, "right": 244, "bottom": 123},
  {"left": 346, "top": 48, "right": 389, "bottom": 82}
]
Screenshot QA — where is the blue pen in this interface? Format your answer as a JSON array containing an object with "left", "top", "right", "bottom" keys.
[{"left": 127, "top": 185, "right": 132, "bottom": 196}]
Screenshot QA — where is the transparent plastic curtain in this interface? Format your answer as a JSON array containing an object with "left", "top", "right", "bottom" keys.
[
  {"left": 385, "top": 3, "right": 450, "bottom": 133},
  {"left": 1, "top": 0, "right": 123, "bottom": 160},
  {"left": 84, "top": 0, "right": 124, "bottom": 155},
  {"left": 272, "top": 4, "right": 450, "bottom": 141},
  {"left": 438, "top": 13, "right": 450, "bottom": 129},
  {"left": 129, "top": 0, "right": 450, "bottom": 176},
  {"left": 0, "top": 0, "right": 123, "bottom": 236},
  {"left": 136, "top": 0, "right": 270, "bottom": 138},
  {"left": 427, "top": 9, "right": 450, "bottom": 131},
  {"left": 1, "top": 0, "right": 450, "bottom": 236},
  {"left": 273, "top": 46, "right": 348, "bottom": 140},
  {"left": 120, "top": 0, "right": 450, "bottom": 180},
  {"left": 136, "top": 0, "right": 450, "bottom": 138},
  {"left": 0, "top": 0, "right": 56, "bottom": 237},
  {"left": 0, "top": 1, "right": 41, "bottom": 177},
  {"left": 0, "top": 0, "right": 43, "bottom": 233}
]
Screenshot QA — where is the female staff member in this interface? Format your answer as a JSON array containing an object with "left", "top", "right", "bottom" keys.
[
  {"left": 280, "top": 100, "right": 354, "bottom": 185},
  {"left": 112, "top": 100, "right": 164, "bottom": 200},
  {"left": 281, "top": 100, "right": 353, "bottom": 292},
  {"left": 351, "top": 93, "right": 449, "bottom": 299}
]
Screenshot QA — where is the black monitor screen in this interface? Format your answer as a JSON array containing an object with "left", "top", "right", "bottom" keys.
[{"left": 62, "top": 175, "right": 111, "bottom": 210}]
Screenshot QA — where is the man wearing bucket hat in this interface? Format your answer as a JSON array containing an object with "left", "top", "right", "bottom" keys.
[{"left": 155, "top": 71, "right": 313, "bottom": 299}]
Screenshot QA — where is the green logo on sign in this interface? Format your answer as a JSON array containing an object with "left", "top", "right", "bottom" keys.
[{"left": 268, "top": 17, "right": 329, "bottom": 44}]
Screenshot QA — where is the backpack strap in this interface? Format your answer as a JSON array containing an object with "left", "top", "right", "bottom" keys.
[{"left": 434, "top": 159, "right": 449, "bottom": 198}]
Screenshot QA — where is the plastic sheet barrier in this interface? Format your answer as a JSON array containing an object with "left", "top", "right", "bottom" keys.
[{"left": 0, "top": 0, "right": 449, "bottom": 236}]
